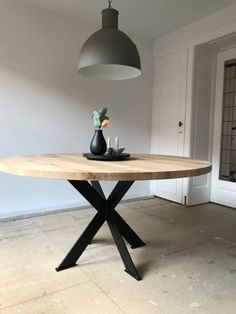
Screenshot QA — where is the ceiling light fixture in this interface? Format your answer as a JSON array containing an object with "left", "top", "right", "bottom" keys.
[{"left": 78, "top": 0, "right": 141, "bottom": 80}]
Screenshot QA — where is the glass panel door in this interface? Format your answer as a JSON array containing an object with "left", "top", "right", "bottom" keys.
[
  {"left": 219, "top": 59, "right": 236, "bottom": 182},
  {"left": 211, "top": 47, "right": 236, "bottom": 208}
]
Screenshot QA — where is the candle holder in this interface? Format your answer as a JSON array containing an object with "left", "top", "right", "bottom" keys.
[
  {"left": 106, "top": 136, "right": 125, "bottom": 156},
  {"left": 106, "top": 147, "right": 125, "bottom": 156}
]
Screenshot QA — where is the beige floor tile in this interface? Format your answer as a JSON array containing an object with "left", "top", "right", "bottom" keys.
[
  {"left": 1, "top": 281, "right": 123, "bottom": 314},
  {"left": 32, "top": 212, "right": 80, "bottom": 232},
  {"left": 80, "top": 242, "right": 236, "bottom": 314},
  {"left": 1, "top": 198, "right": 236, "bottom": 314},
  {"left": 42, "top": 203, "right": 147, "bottom": 254},
  {"left": 134, "top": 202, "right": 224, "bottom": 224},
  {"left": 188, "top": 202, "right": 234, "bottom": 215},
  {"left": 148, "top": 242, "right": 236, "bottom": 314},
  {"left": 68, "top": 207, "right": 96, "bottom": 220},
  {"left": 134, "top": 201, "right": 236, "bottom": 247},
  {"left": 124, "top": 212, "right": 212, "bottom": 255},
  {"left": 133, "top": 197, "right": 170, "bottom": 207},
  {"left": 0, "top": 233, "right": 89, "bottom": 309},
  {"left": 0, "top": 218, "right": 41, "bottom": 240},
  {"left": 69, "top": 245, "right": 164, "bottom": 314},
  {"left": 43, "top": 221, "right": 112, "bottom": 253}
]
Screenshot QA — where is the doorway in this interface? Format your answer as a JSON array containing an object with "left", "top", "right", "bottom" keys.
[{"left": 211, "top": 47, "right": 236, "bottom": 207}]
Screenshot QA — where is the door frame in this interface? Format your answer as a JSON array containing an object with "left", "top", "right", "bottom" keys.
[{"left": 211, "top": 47, "right": 236, "bottom": 208}]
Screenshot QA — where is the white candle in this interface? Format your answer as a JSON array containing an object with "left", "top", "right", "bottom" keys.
[
  {"left": 107, "top": 136, "right": 111, "bottom": 148},
  {"left": 115, "top": 137, "right": 119, "bottom": 148}
]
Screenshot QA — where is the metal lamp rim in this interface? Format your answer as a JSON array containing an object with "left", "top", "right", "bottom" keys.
[{"left": 78, "top": 64, "right": 142, "bottom": 80}]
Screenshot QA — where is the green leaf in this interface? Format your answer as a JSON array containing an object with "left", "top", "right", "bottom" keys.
[
  {"left": 99, "top": 108, "right": 107, "bottom": 116},
  {"left": 93, "top": 122, "right": 101, "bottom": 128},
  {"left": 100, "top": 116, "right": 105, "bottom": 123},
  {"left": 92, "top": 110, "right": 99, "bottom": 118},
  {"left": 93, "top": 117, "right": 101, "bottom": 128}
]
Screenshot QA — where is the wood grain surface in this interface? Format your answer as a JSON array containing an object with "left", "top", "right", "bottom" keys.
[{"left": 0, "top": 154, "right": 212, "bottom": 181}]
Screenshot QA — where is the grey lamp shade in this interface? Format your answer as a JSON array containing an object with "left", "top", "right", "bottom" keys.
[{"left": 78, "top": 8, "right": 141, "bottom": 80}]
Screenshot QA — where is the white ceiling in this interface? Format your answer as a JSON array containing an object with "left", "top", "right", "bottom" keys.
[{"left": 21, "top": 0, "right": 236, "bottom": 38}]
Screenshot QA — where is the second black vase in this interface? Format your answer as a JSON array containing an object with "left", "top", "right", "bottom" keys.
[{"left": 90, "top": 129, "right": 107, "bottom": 155}]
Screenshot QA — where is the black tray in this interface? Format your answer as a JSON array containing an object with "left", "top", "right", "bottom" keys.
[{"left": 83, "top": 153, "right": 130, "bottom": 161}]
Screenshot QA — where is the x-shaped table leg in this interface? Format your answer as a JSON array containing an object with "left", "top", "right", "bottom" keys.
[{"left": 56, "top": 180, "right": 145, "bottom": 281}]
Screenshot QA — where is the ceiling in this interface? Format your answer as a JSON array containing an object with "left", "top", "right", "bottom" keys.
[{"left": 21, "top": 0, "right": 236, "bottom": 38}]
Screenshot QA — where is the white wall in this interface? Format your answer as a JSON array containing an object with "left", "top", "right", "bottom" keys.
[{"left": 0, "top": 0, "right": 153, "bottom": 219}]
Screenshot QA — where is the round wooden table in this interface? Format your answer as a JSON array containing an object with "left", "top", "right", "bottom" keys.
[{"left": 0, "top": 153, "right": 211, "bottom": 281}]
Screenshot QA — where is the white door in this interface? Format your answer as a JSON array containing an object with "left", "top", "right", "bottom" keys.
[
  {"left": 151, "top": 49, "right": 188, "bottom": 203},
  {"left": 211, "top": 47, "right": 236, "bottom": 208}
]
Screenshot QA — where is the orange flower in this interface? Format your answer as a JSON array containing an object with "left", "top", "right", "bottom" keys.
[{"left": 101, "top": 119, "right": 110, "bottom": 128}]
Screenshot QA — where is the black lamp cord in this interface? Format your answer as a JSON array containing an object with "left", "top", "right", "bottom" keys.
[{"left": 108, "top": 0, "right": 112, "bottom": 8}]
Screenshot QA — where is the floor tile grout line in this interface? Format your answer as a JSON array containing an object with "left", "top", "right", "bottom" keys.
[
  {"left": 160, "top": 238, "right": 236, "bottom": 259},
  {"left": 0, "top": 279, "right": 92, "bottom": 311},
  {"left": 160, "top": 243, "right": 209, "bottom": 258},
  {"left": 90, "top": 278, "right": 126, "bottom": 314}
]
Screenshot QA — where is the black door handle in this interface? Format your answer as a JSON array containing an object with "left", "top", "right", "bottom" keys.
[{"left": 179, "top": 121, "right": 183, "bottom": 127}]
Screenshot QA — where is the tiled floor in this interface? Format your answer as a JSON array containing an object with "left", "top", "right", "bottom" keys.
[{"left": 0, "top": 198, "right": 236, "bottom": 314}]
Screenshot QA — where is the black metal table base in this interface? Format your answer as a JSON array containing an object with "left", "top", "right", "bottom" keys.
[{"left": 56, "top": 180, "right": 145, "bottom": 281}]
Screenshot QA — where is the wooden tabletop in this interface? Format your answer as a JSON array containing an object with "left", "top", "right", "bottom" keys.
[{"left": 0, "top": 153, "right": 211, "bottom": 181}]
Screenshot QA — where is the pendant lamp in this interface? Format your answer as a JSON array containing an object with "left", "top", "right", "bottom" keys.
[{"left": 78, "top": 0, "right": 141, "bottom": 80}]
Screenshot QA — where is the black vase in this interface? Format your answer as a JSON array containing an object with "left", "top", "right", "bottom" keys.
[{"left": 90, "top": 129, "right": 107, "bottom": 155}]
